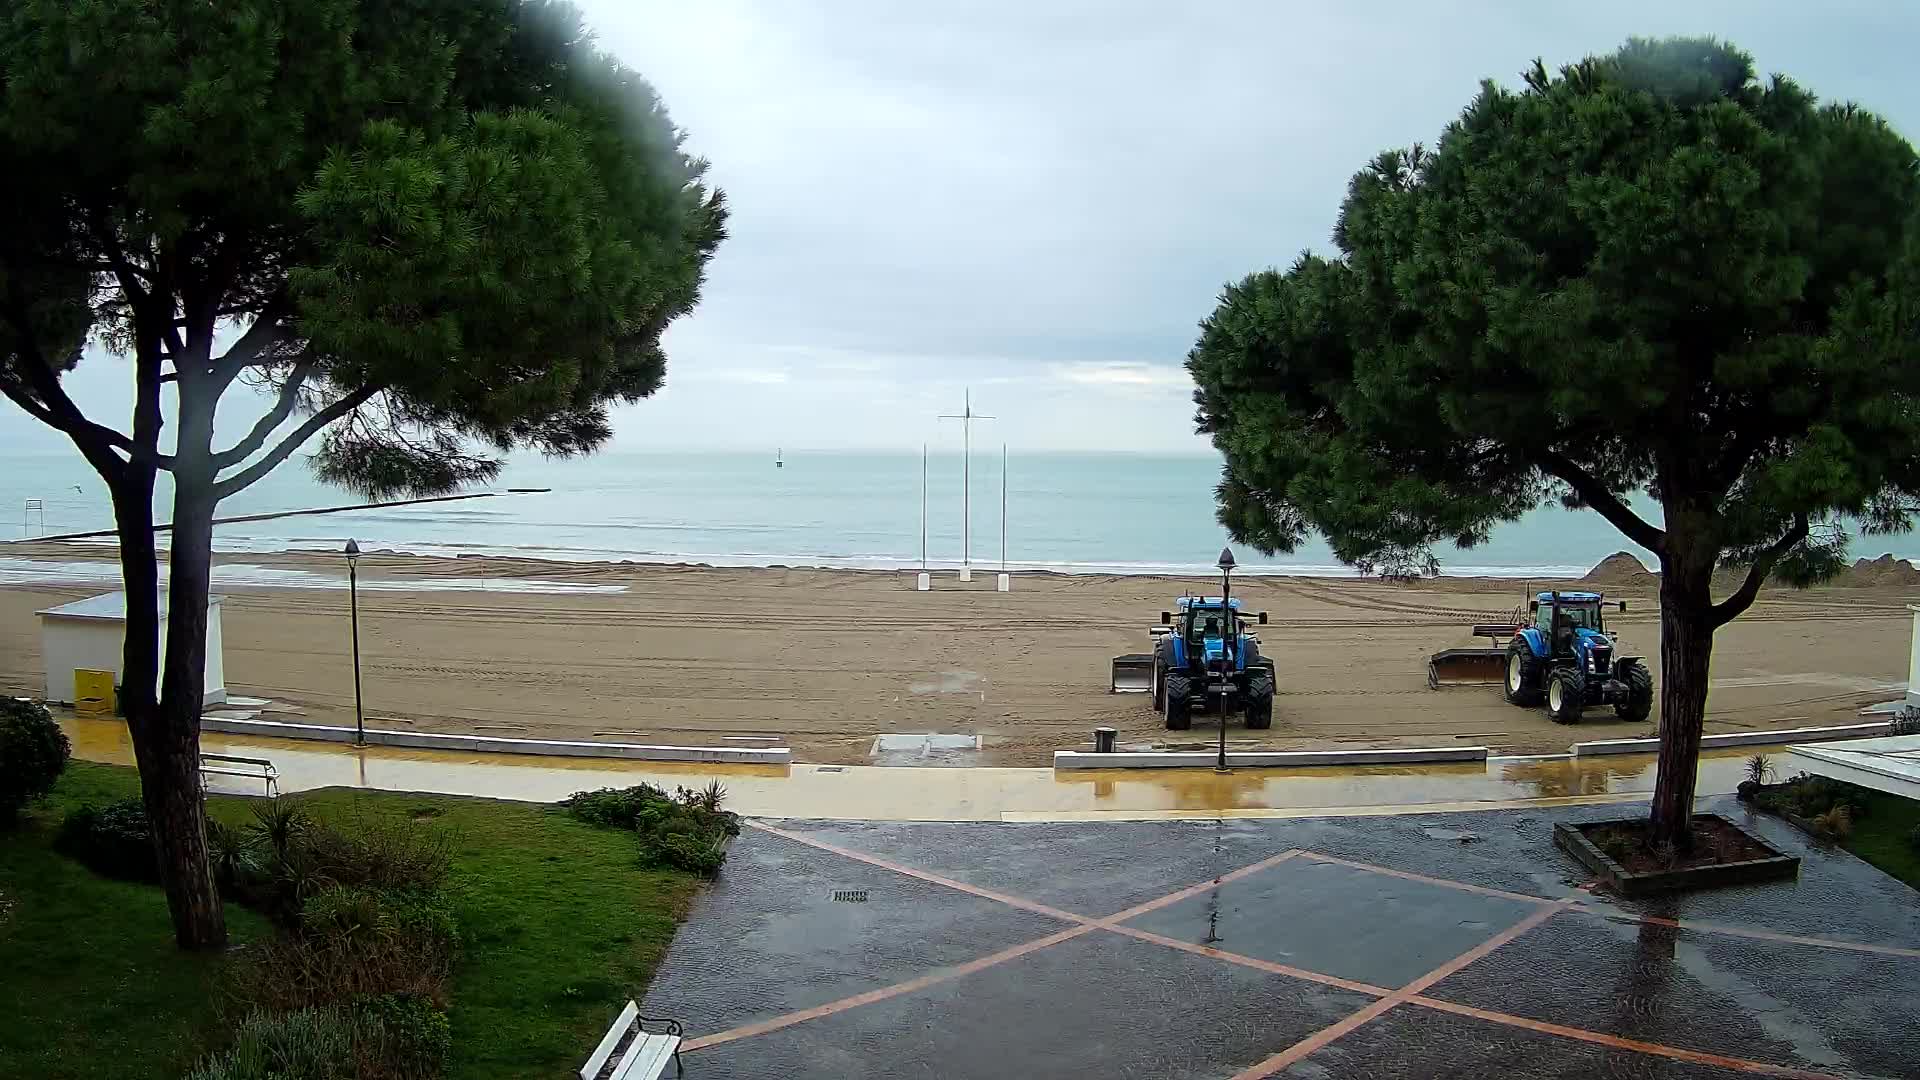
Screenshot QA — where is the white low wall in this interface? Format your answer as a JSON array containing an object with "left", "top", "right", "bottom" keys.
[
  {"left": 1569, "top": 721, "right": 1892, "bottom": 757},
  {"left": 1053, "top": 746, "right": 1488, "bottom": 770},
  {"left": 198, "top": 716, "right": 792, "bottom": 765}
]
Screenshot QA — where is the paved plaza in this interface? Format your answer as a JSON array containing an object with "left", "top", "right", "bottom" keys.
[{"left": 642, "top": 797, "right": 1920, "bottom": 1078}]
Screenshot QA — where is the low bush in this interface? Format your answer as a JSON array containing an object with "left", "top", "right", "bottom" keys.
[
  {"left": 1749, "top": 775, "right": 1871, "bottom": 825},
  {"left": 560, "top": 783, "right": 670, "bottom": 829},
  {"left": 353, "top": 992, "right": 451, "bottom": 1079},
  {"left": 238, "top": 801, "right": 451, "bottom": 925},
  {"left": 1812, "top": 804, "right": 1855, "bottom": 841},
  {"left": 0, "top": 698, "right": 69, "bottom": 822},
  {"left": 186, "top": 997, "right": 451, "bottom": 1080},
  {"left": 56, "top": 797, "right": 158, "bottom": 881},
  {"left": 231, "top": 886, "right": 458, "bottom": 1013},
  {"left": 185, "top": 1007, "right": 357, "bottom": 1080},
  {"left": 563, "top": 782, "right": 741, "bottom": 876}
]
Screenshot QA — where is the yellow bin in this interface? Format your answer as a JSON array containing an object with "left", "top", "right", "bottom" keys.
[{"left": 73, "top": 668, "right": 116, "bottom": 719}]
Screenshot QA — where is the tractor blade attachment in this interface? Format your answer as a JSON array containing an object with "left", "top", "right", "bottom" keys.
[
  {"left": 1425, "top": 648, "right": 1509, "bottom": 689},
  {"left": 1111, "top": 653, "right": 1155, "bottom": 693}
]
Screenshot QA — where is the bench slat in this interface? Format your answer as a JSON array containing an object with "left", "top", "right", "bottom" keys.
[
  {"left": 612, "top": 1034, "right": 680, "bottom": 1080},
  {"left": 580, "top": 1000, "right": 640, "bottom": 1080}
]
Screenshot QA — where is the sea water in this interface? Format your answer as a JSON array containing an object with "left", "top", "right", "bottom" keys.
[{"left": 2, "top": 448, "right": 1913, "bottom": 577}]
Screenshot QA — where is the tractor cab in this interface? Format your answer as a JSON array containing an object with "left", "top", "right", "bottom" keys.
[
  {"left": 1169, "top": 597, "right": 1264, "bottom": 668},
  {"left": 1530, "top": 591, "right": 1616, "bottom": 658}
]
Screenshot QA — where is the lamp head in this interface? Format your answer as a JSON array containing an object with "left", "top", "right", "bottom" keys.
[
  {"left": 345, "top": 538, "right": 360, "bottom": 562},
  {"left": 1216, "top": 547, "right": 1236, "bottom": 573}
]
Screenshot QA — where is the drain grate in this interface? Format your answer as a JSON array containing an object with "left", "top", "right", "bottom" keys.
[{"left": 831, "top": 890, "right": 869, "bottom": 903}]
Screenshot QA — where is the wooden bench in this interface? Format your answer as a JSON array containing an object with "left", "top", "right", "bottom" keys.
[
  {"left": 199, "top": 753, "right": 279, "bottom": 799},
  {"left": 582, "top": 1000, "right": 682, "bottom": 1080}
]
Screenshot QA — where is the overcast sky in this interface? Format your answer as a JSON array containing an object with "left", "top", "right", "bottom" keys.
[{"left": 19, "top": 1, "right": 1920, "bottom": 454}]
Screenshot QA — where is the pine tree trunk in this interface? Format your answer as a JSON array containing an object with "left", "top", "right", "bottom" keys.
[
  {"left": 105, "top": 455, "right": 224, "bottom": 947},
  {"left": 148, "top": 379, "right": 227, "bottom": 950},
  {"left": 1648, "top": 550, "right": 1717, "bottom": 852}
]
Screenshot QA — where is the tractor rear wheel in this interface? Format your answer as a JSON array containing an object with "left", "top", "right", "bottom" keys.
[
  {"left": 1546, "top": 667, "right": 1585, "bottom": 724},
  {"left": 1503, "top": 643, "right": 1543, "bottom": 706},
  {"left": 1164, "top": 672, "right": 1192, "bottom": 730},
  {"left": 1244, "top": 667, "right": 1275, "bottom": 730},
  {"left": 1152, "top": 640, "right": 1170, "bottom": 712},
  {"left": 1615, "top": 661, "right": 1653, "bottom": 723}
]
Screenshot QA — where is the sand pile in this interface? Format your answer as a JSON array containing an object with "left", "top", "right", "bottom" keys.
[
  {"left": 1835, "top": 554, "right": 1920, "bottom": 588},
  {"left": 1580, "top": 551, "right": 1657, "bottom": 588}
]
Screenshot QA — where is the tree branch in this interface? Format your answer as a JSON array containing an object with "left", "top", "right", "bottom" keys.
[
  {"left": 212, "top": 356, "right": 315, "bottom": 468},
  {"left": 210, "top": 301, "right": 291, "bottom": 387},
  {"left": 88, "top": 211, "right": 152, "bottom": 299},
  {"left": 213, "top": 383, "right": 379, "bottom": 499},
  {"left": 1709, "top": 514, "right": 1810, "bottom": 628},
  {"left": 1534, "top": 449, "right": 1667, "bottom": 555},
  {"left": 2, "top": 283, "right": 167, "bottom": 471}
]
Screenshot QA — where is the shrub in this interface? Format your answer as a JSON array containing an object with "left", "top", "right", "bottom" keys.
[
  {"left": 245, "top": 806, "right": 451, "bottom": 925},
  {"left": 1744, "top": 754, "right": 1773, "bottom": 786},
  {"left": 208, "top": 819, "right": 265, "bottom": 897},
  {"left": 56, "top": 798, "right": 158, "bottom": 881},
  {"left": 353, "top": 993, "right": 451, "bottom": 1080},
  {"left": 565, "top": 782, "right": 740, "bottom": 875},
  {"left": 185, "top": 1007, "right": 356, "bottom": 1080},
  {"left": 561, "top": 784, "right": 670, "bottom": 829},
  {"left": 1811, "top": 804, "right": 1854, "bottom": 842},
  {"left": 0, "top": 698, "right": 70, "bottom": 822},
  {"left": 185, "top": 1000, "right": 449, "bottom": 1080},
  {"left": 233, "top": 886, "right": 458, "bottom": 1013},
  {"left": 299, "top": 816, "right": 453, "bottom": 895}
]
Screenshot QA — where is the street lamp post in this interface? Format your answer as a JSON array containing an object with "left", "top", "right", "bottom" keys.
[
  {"left": 345, "top": 538, "right": 365, "bottom": 746},
  {"left": 1216, "top": 547, "right": 1236, "bottom": 772}
]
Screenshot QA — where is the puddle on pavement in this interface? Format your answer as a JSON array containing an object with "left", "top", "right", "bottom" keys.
[{"left": 869, "top": 733, "right": 984, "bottom": 767}]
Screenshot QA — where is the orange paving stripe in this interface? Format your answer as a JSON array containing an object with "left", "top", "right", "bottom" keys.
[
  {"left": 1227, "top": 899, "right": 1575, "bottom": 1079},
  {"left": 1099, "top": 849, "right": 1304, "bottom": 924},
  {"left": 748, "top": 822, "right": 1091, "bottom": 924},
  {"left": 1294, "top": 851, "right": 1556, "bottom": 905},
  {"left": 1569, "top": 906, "right": 1920, "bottom": 960},
  {"left": 1408, "top": 997, "right": 1841, "bottom": 1080},
  {"left": 680, "top": 923, "right": 1096, "bottom": 1052},
  {"left": 1108, "top": 924, "right": 1393, "bottom": 998},
  {"left": 692, "top": 831, "right": 1889, "bottom": 1077}
]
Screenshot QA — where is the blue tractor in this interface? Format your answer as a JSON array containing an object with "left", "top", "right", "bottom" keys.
[
  {"left": 1500, "top": 591, "right": 1653, "bottom": 724},
  {"left": 1112, "top": 597, "right": 1275, "bottom": 730}
]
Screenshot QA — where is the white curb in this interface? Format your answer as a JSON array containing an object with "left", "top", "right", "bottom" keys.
[
  {"left": 1052, "top": 746, "right": 1489, "bottom": 770},
  {"left": 1569, "top": 721, "right": 1893, "bottom": 757},
  {"left": 198, "top": 716, "right": 792, "bottom": 765}
]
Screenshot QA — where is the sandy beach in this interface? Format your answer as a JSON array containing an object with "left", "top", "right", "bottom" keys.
[{"left": 1, "top": 542, "right": 1912, "bottom": 764}]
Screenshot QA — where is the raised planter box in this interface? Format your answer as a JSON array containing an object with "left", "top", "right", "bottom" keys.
[{"left": 1553, "top": 815, "right": 1800, "bottom": 896}]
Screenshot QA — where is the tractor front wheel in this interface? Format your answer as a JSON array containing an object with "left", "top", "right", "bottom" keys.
[
  {"left": 1164, "top": 672, "right": 1192, "bottom": 730},
  {"left": 1615, "top": 661, "right": 1653, "bottom": 723},
  {"left": 1546, "top": 667, "right": 1585, "bottom": 724},
  {"left": 1244, "top": 667, "right": 1275, "bottom": 730},
  {"left": 1503, "top": 643, "right": 1543, "bottom": 706}
]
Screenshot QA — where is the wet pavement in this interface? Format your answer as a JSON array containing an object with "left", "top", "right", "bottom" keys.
[
  {"left": 66, "top": 716, "right": 1782, "bottom": 821},
  {"left": 642, "top": 798, "right": 1920, "bottom": 1079}
]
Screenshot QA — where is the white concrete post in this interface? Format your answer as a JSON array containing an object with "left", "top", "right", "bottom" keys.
[
  {"left": 916, "top": 572, "right": 931, "bottom": 592},
  {"left": 996, "top": 573, "right": 1010, "bottom": 592},
  {"left": 959, "top": 567, "right": 972, "bottom": 582},
  {"left": 1906, "top": 605, "right": 1920, "bottom": 710}
]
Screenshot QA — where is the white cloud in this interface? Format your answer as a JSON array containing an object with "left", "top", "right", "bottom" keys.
[{"left": 1049, "top": 362, "right": 1191, "bottom": 390}]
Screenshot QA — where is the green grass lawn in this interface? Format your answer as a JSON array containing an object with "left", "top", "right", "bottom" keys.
[
  {"left": 1840, "top": 786, "right": 1920, "bottom": 890},
  {"left": 0, "top": 762, "right": 704, "bottom": 1080}
]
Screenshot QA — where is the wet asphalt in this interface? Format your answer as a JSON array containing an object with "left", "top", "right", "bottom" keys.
[{"left": 640, "top": 796, "right": 1920, "bottom": 1079}]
